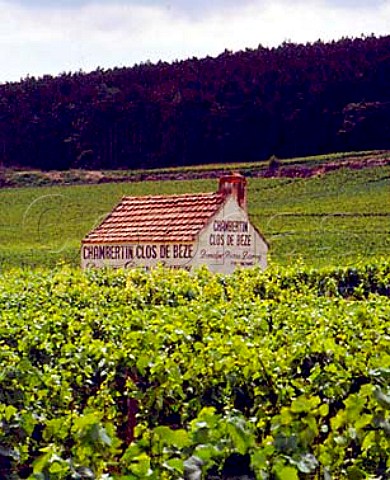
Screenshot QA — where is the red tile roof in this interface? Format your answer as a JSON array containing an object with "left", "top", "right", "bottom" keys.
[{"left": 83, "top": 192, "right": 226, "bottom": 244}]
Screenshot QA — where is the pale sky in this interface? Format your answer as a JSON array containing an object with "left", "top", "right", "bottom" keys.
[{"left": 1, "top": 0, "right": 389, "bottom": 83}]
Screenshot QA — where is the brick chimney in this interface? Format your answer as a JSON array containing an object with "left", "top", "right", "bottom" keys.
[{"left": 218, "top": 173, "right": 247, "bottom": 211}]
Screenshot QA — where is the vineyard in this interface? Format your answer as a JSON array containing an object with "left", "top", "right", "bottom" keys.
[
  {"left": 0, "top": 261, "right": 389, "bottom": 479},
  {"left": 0, "top": 164, "right": 389, "bottom": 269}
]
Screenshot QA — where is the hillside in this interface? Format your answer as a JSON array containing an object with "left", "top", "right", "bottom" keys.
[
  {"left": 2, "top": 36, "right": 390, "bottom": 170},
  {"left": 0, "top": 154, "right": 389, "bottom": 270}
]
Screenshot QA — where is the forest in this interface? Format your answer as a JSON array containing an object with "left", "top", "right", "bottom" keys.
[{"left": 1, "top": 35, "right": 390, "bottom": 170}]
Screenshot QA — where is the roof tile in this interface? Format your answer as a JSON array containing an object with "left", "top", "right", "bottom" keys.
[{"left": 83, "top": 192, "right": 226, "bottom": 244}]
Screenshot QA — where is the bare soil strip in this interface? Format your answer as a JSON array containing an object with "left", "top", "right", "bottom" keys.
[{"left": 1, "top": 152, "right": 389, "bottom": 188}]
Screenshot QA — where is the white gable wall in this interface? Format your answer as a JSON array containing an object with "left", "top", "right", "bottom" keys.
[{"left": 193, "top": 196, "right": 268, "bottom": 274}]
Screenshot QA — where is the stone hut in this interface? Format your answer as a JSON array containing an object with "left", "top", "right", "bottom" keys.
[{"left": 81, "top": 174, "right": 268, "bottom": 273}]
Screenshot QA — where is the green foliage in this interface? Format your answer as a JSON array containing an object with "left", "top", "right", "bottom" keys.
[{"left": 0, "top": 262, "right": 389, "bottom": 478}]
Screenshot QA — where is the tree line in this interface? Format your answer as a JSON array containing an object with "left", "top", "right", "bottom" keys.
[{"left": 1, "top": 35, "right": 390, "bottom": 171}]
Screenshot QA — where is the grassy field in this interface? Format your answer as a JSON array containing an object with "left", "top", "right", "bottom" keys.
[
  {"left": 0, "top": 163, "right": 389, "bottom": 269},
  {"left": 250, "top": 166, "right": 390, "bottom": 267}
]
